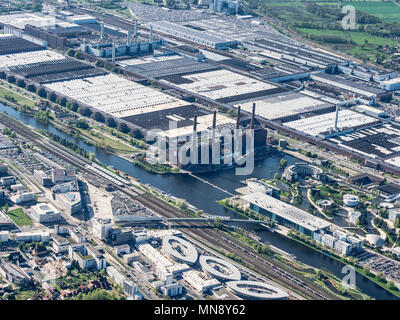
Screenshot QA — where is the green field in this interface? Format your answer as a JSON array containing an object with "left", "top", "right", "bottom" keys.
[
  {"left": 295, "top": 27, "right": 400, "bottom": 59},
  {"left": 344, "top": 1, "right": 400, "bottom": 23},
  {"left": 6, "top": 208, "right": 33, "bottom": 227},
  {"left": 0, "top": 86, "right": 35, "bottom": 108}
]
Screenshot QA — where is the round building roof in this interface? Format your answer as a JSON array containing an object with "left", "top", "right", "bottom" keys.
[
  {"left": 162, "top": 235, "right": 198, "bottom": 264},
  {"left": 199, "top": 255, "right": 241, "bottom": 281},
  {"left": 226, "top": 280, "right": 288, "bottom": 300}
]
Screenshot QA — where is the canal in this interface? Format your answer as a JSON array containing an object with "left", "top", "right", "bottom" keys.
[{"left": 1, "top": 103, "right": 397, "bottom": 300}]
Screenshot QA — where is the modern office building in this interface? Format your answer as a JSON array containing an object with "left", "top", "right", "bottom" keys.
[
  {"left": 69, "top": 244, "right": 106, "bottom": 270},
  {"left": 56, "top": 192, "right": 81, "bottom": 215},
  {"left": 31, "top": 203, "right": 61, "bottom": 224},
  {"left": 242, "top": 192, "right": 331, "bottom": 237},
  {"left": 92, "top": 218, "right": 113, "bottom": 240}
]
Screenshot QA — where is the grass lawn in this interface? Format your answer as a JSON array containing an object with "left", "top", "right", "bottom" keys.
[
  {"left": 75, "top": 127, "right": 136, "bottom": 154},
  {"left": 0, "top": 86, "right": 35, "bottom": 108},
  {"left": 294, "top": 27, "right": 400, "bottom": 59},
  {"left": 6, "top": 208, "right": 33, "bottom": 227},
  {"left": 344, "top": 1, "right": 400, "bottom": 23}
]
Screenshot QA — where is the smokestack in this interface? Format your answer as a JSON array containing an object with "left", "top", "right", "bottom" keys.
[
  {"left": 236, "top": 0, "right": 239, "bottom": 14},
  {"left": 214, "top": 0, "right": 217, "bottom": 11},
  {"left": 100, "top": 23, "right": 104, "bottom": 41},
  {"left": 236, "top": 106, "right": 241, "bottom": 129},
  {"left": 212, "top": 110, "right": 217, "bottom": 129},
  {"left": 250, "top": 102, "right": 256, "bottom": 129},
  {"left": 135, "top": 20, "right": 138, "bottom": 37},
  {"left": 334, "top": 105, "right": 339, "bottom": 131},
  {"left": 112, "top": 37, "right": 116, "bottom": 63},
  {"left": 127, "top": 29, "right": 131, "bottom": 46},
  {"left": 150, "top": 25, "right": 153, "bottom": 43},
  {"left": 193, "top": 114, "right": 197, "bottom": 132}
]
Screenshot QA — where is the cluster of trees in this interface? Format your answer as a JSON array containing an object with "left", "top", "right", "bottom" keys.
[
  {"left": 75, "top": 119, "right": 89, "bottom": 130},
  {"left": 373, "top": 216, "right": 397, "bottom": 244},
  {"left": 34, "top": 109, "right": 52, "bottom": 124},
  {"left": 44, "top": 132, "right": 90, "bottom": 159}
]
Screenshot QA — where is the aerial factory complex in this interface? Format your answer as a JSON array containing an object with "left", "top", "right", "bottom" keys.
[{"left": 0, "top": 0, "right": 399, "bottom": 303}]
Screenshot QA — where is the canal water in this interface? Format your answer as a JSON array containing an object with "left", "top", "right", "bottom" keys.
[{"left": 1, "top": 103, "right": 397, "bottom": 300}]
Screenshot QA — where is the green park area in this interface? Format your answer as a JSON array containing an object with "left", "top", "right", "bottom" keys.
[
  {"left": 6, "top": 208, "right": 33, "bottom": 227},
  {"left": 0, "top": 86, "right": 35, "bottom": 108}
]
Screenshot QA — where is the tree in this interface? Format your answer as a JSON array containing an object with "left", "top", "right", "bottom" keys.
[
  {"left": 214, "top": 217, "right": 221, "bottom": 229},
  {"left": 66, "top": 48, "right": 75, "bottom": 57},
  {"left": 78, "top": 107, "right": 92, "bottom": 117},
  {"left": 106, "top": 117, "right": 117, "bottom": 128},
  {"left": 6, "top": 75, "right": 15, "bottom": 84},
  {"left": 166, "top": 0, "right": 175, "bottom": 7},
  {"left": 76, "top": 119, "right": 89, "bottom": 130},
  {"left": 118, "top": 122, "right": 130, "bottom": 134},
  {"left": 36, "top": 87, "right": 47, "bottom": 98},
  {"left": 27, "top": 84, "right": 36, "bottom": 92},
  {"left": 280, "top": 158, "right": 288, "bottom": 169},
  {"left": 92, "top": 112, "right": 105, "bottom": 123},
  {"left": 16, "top": 79, "right": 26, "bottom": 88},
  {"left": 47, "top": 91, "right": 57, "bottom": 102},
  {"left": 131, "top": 128, "right": 143, "bottom": 139}
]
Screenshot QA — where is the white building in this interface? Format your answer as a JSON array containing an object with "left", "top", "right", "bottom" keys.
[
  {"left": 14, "top": 231, "right": 50, "bottom": 242},
  {"left": 115, "top": 244, "right": 130, "bottom": 256},
  {"left": 182, "top": 270, "right": 220, "bottom": 293},
  {"left": 161, "top": 282, "right": 183, "bottom": 297},
  {"left": 31, "top": 203, "right": 61, "bottom": 223},
  {"left": 343, "top": 194, "right": 359, "bottom": 207},
  {"left": 92, "top": 218, "right": 113, "bottom": 240},
  {"left": 0, "top": 231, "right": 9, "bottom": 242},
  {"left": 11, "top": 192, "right": 35, "bottom": 204}
]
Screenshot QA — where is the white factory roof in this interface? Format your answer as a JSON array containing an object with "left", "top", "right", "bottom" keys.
[
  {"left": 162, "top": 235, "right": 198, "bottom": 264},
  {"left": 242, "top": 192, "right": 331, "bottom": 232},
  {"left": 380, "top": 77, "right": 400, "bottom": 85},
  {"left": 158, "top": 112, "right": 236, "bottom": 139},
  {"left": 354, "top": 104, "right": 387, "bottom": 116},
  {"left": 284, "top": 109, "right": 377, "bottom": 137},
  {"left": 45, "top": 74, "right": 189, "bottom": 118},
  {"left": 0, "top": 12, "right": 59, "bottom": 30},
  {"left": 236, "top": 92, "right": 328, "bottom": 120},
  {"left": 0, "top": 50, "right": 65, "bottom": 70},
  {"left": 162, "top": 69, "right": 276, "bottom": 101},
  {"left": 149, "top": 20, "right": 236, "bottom": 45},
  {"left": 199, "top": 255, "right": 241, "bottom": 281},
  {"left": 118, "top": 55, "right": 182, "bottom": 67},
  {"left": 226, "top": 280, "right": 288, "bottom": 300}
]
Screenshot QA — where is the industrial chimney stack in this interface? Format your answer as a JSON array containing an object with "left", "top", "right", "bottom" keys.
[
  {"left": 127, "top": 29, "right": 131, "bottom": 46},
  {"left": 193, "top": 114, "right": 198, "bottom": 132},
  {"left": 100, "top": 23, "right": 104, "bottom": 41},
  {"left": 250, "top": 103, "right": 256, "bottom": 129},
  {"left": 236, "top": 106, "right": 241, "bottom": 129},
  {"left": 112, "top": 37, "right": 116, "bottom": 64},
  {"left": 334, "top": 105, "right": 339, "bottom": 131}
]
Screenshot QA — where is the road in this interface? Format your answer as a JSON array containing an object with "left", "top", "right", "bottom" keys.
[{"left": 0, "top": 111, "right": 338, "bottom": 300}]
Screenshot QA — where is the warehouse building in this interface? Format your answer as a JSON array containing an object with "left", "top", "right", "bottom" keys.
[
  {"left": 310, "top": 72, "right": 390, "bottom": 104},
  {"left": 150, "top": 21, "right": 238, "bottom": 50},
  {"left": 242, "top": 192, "right": 331, "bottom": 237}
]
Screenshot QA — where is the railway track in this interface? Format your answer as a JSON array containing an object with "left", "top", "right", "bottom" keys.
[
  {"left": 136, "top": 193, "right": 329, "bottom": 300},
  {"left": 0, "top": 113, "right": 330, "bottom": 300}
]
